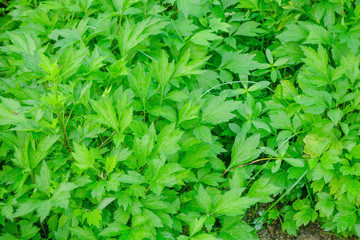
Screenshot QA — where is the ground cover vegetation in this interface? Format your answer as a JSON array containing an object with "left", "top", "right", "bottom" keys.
[{"left": 1, "top": 0, "right": 360, "bottom": 239}]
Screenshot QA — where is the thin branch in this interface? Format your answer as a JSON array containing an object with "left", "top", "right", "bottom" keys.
[
  {"left": 57, "top": 113, "right": 71, "bottom": 153},
  {"left": 98, "top": 131, "right": 115, "bottom": 149},
  {"left": 231, "top": 157, "right": 278, "bottom": 170},
  {"left": 222, "top": 157, "right": 278, "bottom": 177}
]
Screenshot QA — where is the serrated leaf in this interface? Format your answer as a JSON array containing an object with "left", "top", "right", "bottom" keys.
[
  {"left": 37, "top": 200, "right": 52, "bottom": 222},
  {"left": 245, "top": 178, "right": 280, "bottom": 203},
  {"left": 220, "top": 218, "right": 258, "bottom": 240},
  {"left": 20, "top": 221, "right": 40, "bottom": 240},
  {"left": 119, "top": 171, "right": 147, "bottom": 184},
  {"left": 99, "top": 223, "right": 130, "bottom": 237},
  {"left": 69, "top": 227, "right": 97, "bottom": 240},
  {"left": 202, "top": 96, "right": 238, "bottom": 125},
  {"left": 315, "top": 192, "right": 334, "bottom": 217},
  {"left": 220, "top": 52, "right": 264, "bottom": 75},
  {"left": 213, "top": 190, "right": 253, "bottom": 216},
  {"left": 51, "top": 182, "right": 77, "bottom": 209},
  {"left": 196, "top": 185, "right": 211, "bottom": 213},
  {"left": 90, "top": 97, "right": 119, "bottom": 132},
  {"left": 234, "top": 21, "right": 265, "bottom": 36},
  {"left": 83, "top": 209, "right": 102, "bottom": 227},
  {"left": 35, "top": 161, "right": 51, "bottom": 195},
  {"left": 105, "top": 155, "right": 117, "bottom": 173},
  {"left": 72, "top": 143, "right": 95, "bottom": 170},
  {"left": 283, "top": 158, "right": 305, "bottom": 168},
  {"left": 176, "top": 0, "right": 203, "bottom": 19},
  {"left": 48, "top": 29, "right": 82, "bottom": 50},
  {"left": 189, "top": 217, "right": 206, "bottom": 237},
  {"left": 156, "top": 123, "right": 183, "bottom": 155},
  {"left": 229, "top": 132, "right": 261, "bottom": 169}
]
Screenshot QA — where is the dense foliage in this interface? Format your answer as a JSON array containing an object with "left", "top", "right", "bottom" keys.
[{"left": 1, "top": 0, "right": 360, "bottom": 239}]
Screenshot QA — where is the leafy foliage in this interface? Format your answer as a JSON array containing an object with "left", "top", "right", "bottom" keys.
[{"left": 1, "top": 0, "right": 360, "bottom": 239}]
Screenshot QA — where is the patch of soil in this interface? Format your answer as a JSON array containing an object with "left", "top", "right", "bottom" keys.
[
  {"left": 256, "top": 220, "right": 356, "bottom": 240},
  {"left": 244, "top": 204, "right": 359, "bottom": 240}
]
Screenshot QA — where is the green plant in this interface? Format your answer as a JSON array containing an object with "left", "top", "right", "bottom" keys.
[{"left": 1, "top": 0, "right": 360, "bottom": 239}]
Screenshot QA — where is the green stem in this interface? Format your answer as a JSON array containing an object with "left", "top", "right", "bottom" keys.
[
  {"left": 57, "top": 113, "right": 71, "bottom": 153},
  {"left": 116, "top": 14, "right": 123, "bottom": 35},
  {"left": 254, "top": 169, "right": 309, "bottom": 227}
]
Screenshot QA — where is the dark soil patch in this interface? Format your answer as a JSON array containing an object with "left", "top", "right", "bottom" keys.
[
  {"left": 256, "top": 220, "right": 357, "bottom": 240},
  {"left": 245, "top": 204, "right": 359, "bottom": 240}
]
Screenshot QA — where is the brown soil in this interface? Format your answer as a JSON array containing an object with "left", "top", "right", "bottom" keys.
[
  {"left": 256, "top": 220, "right": 358, "bottom": 240},
  {"left": 244, "top": 204, "right": 359, "bottom": 240}
]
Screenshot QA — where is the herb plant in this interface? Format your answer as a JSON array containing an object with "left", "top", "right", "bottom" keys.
[{"left": 1, "top": 0, "right": 360, "bottom": 239}]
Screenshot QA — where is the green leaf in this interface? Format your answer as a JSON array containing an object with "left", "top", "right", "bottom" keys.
[
  {"left": 315, "top": 192, "right": 335, "bottom": 217},
  {"left": 213, "top": 189, "right": 253, "bottom": 216},
  {"left": 90, "top": 97, "right": 119, "bottom": 132},
  {"left": 209, "top": 18, "right": 231, "bottom": 33},
  {"left": 37, "top": 200, "right": 52, "bottom": 222},
  {"left": 99, "top": 223, "right": 130, "bottom": 237},
  {"left": 13, "top": 200, "right": 38, "bottom": 218},
  {"left": 152, "top": 50, "right": 175, "bottom": 93},
  {"left": 191, "top": 30, "right": 222, "bottom": 46},
  {"left": 181, "top": 144, "right": 210, "bottom": 168},
  {"left": 156, "top": 123, "right": 183, "bottom": 156},
  {"left": 118, "top": 18, "right": 168, "bottom": 56},
  {"left": 189, "top": 217, "right": 206, "bottom": 236},
  {"left": 202, "top": 96, "right": 238, "bottom": 125},
  {"left": 191, "top": 233, "right": 217, "bottom": 240},
  {"left": 48, "top": 29, "right": 82, "bottom": 50},
  {"left": 72, "top": 143, "right": 95, "bottom": 170},
  {"left": 283, "top": 158, "right": 305, "bottom": 168},
  {"left": 351, "top": 144, "right": 360, "bottom": 159},
  {"left": 269, "top": 111, "right": 293, "bottom": 131},
  {"left": 51, "top": 182, "right": 77, "bottom": 209},
  {"left": 303, "top": 134, "right": 332, "bottom": 158},
  {"left": 220, "top": 52, "right": 264, "bottom": 75},
  {"left": 335, "top": 23, "right": 360, "bottom": 53},
  {"left": 327, "top": 109, "right": 343, "bottom": 126},
  {"left": 281, "top": 206, "right": 298, "bottom": 236},
  {"left": 97, "top": 197, "right": 116, "bottom": 211},
  {"left": 333, "top": 210, "right": 357, "bottom": 233},
  {"left": 245, "top": 178, "right": 280, "bottom": 203},
  {"left": 178, "top": 102, "right": 200, "bottom": 125},
  {"left": 105, "top": 155, "right": 117, "bottom": 173},
  {"left": 69, "top": 227, "right": 97, "bottom": 240},
  {"left": 20, "top": 221, "right": 40, "bottom": 240},
  {"left": 304, "top": 24, "right": 330, "bottom": 45},
  {"left": 173, "top": 49, "right": 209, "bottom": 78},
  {"left": 0, "top": 101, "right": 28, "bottom": 126},
  {"left": 301, "top": 45, "right": 328, "bottom": 77},
  {"left": 128, "top": 63, "right": 151, "bottom": 106},
  {"left": 35, "top": 160, "right": 51, "bottom": 195},
  {"left": 220, "top": 217, "right": 258, "bottom": 240},
  {"left": 172, "top": 19, "right": 199, "bottom": 36},
  {"left": 229, "top": 132, "right": 261, "bottom": 169},
  {"left": 293, "top": 199, "right": 318, "bottom": 227},
  {"left": 248, "top": 81, "right": 270, "bottom": 92},
  {"left": 141, "top": 195, "right": 168, "bottom": 210},
  {"left": 176, "top": 0, "right": 203, "bottom": 19},
  {"left": 59, "top": 47, "right": 88, "bottom": 80},
  {"left": 277, "top": 23, "right": 307, "bottom": 43},
  {"left": 83, "top": 209, "right": 102, "bottom": 227},
  {"left": 234, "top": 21, "right": 265, "bottom": 36},
  {"left": 196, "top": 185, "right": 211, "bottom": 213},
  {"left": 119, "top": 171, "right": 147, "bottom": 184}
]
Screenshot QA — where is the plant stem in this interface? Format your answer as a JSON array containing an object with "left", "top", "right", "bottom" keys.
[
  {"left": 39, "top": 221, "right": 48, "bottom": 239},
  {"left": 57, "top": 113, "right": 71, "bottom": 153},
  {"left": 116, "top": 14, "right": 123, "bottom": 35},
  {"left": 98, "top": 131, "right": 115, "bottom": 149},
  {"left": 231, "top": 157, "right": 278, "bottom": 170}
]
